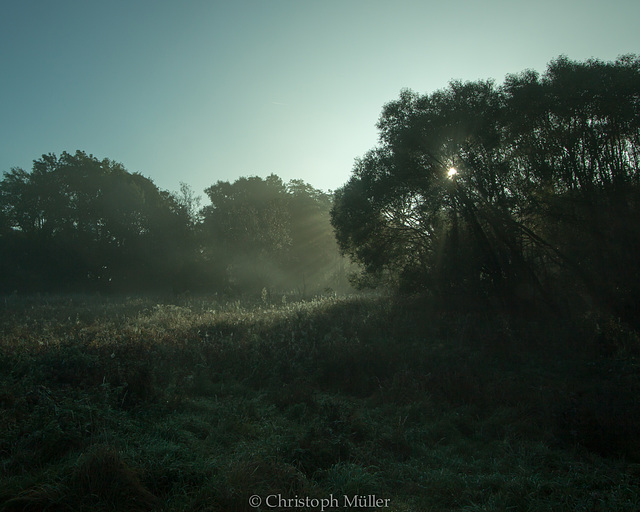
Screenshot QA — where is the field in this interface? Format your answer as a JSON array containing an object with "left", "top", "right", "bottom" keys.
[{"left": 1, "top": 293, "right": 639, "bottom": 511}]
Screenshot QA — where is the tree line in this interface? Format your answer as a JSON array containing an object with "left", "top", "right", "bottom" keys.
[
  {"left": 0, "top": 151, "right": 349, "bottom": 295},
  {"left": 3, "top": 55, "right": 638, "bottom": 320},
  {"left": 331, "top": 55, "right": 640, "bottom": 323}
]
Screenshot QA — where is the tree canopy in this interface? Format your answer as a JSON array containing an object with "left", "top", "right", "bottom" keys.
[
  {"left": 4, "top": 55, "right": 638, "bottom": 313},
  {"left": 0, "top": 152, "right": 349, "bottom": 296},
  {"left": 331, "top": 55, "right": 640, "bottom": 320},
  {"left": 201, "top": 175, "right": 347, "bottom": 294},
  {"left": 0, "top": 151, "right": 194, "bottom": 292}
]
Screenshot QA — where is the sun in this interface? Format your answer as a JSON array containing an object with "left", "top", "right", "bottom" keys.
[{"left": 447, "top": 167, "right": 458, "bottom": 179}]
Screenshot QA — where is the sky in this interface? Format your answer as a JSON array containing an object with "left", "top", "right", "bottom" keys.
[{"left": 1, "top": 0, "right": 638, "bottom": 198}]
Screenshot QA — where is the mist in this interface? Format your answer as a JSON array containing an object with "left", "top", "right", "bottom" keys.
[{"left": 0, "top": 151, "right": 355, "bottom": 298}]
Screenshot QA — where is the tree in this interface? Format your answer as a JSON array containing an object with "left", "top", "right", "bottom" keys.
[
  {"left": 200, "top": 175, "right": 349, "bottom": 295},
  {"left": 332, "top": 82, "right": 526, "bottom": 306},
  {"left": 0, "top": 150, "right": 193, "bottom": 292},
  {"left": 332, "top": 56, "right": 640, "bottom": 317},
  {"left": 503, "top": 55, "right": 640, "bottom": 318},
  {"left": 201, "top": 175, "right": 291, "bottom": 291}
]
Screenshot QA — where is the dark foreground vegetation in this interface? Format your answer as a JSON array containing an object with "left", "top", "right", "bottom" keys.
[{"left": 1, "top": 293, "right": 640, "bottom": 511}]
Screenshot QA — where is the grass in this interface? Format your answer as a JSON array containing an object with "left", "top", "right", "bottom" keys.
[{"left": 1, "top": 292, "right": 639, "bottom": 511}]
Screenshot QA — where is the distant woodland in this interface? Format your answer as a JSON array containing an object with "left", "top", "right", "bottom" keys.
[
  {"left": 0, "top": 155, "right": 349, "bottom": 296},
  {"left": 2, "top": 55, "right": 640, "bottom": 324}
]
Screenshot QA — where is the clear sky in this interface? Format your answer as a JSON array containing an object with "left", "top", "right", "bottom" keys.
[{"left": 1, "top": 0, "right": 638, "bottom": 197}]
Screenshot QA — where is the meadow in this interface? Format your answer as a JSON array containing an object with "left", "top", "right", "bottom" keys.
[{"left": 1, "top": 293, "right": 639, "bottom": 511}]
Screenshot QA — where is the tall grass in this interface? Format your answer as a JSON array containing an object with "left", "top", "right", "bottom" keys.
[{"left": 1, "top": 293, "right": 639, "bottom": 510}]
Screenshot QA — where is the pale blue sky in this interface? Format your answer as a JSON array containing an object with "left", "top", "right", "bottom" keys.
[{"left": 1, "top": 0, "right": 638, "bottom": 196}]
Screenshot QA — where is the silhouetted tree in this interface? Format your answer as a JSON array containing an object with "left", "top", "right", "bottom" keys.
[
  {"left": 0, "top": 151, "right": 194, "bottom": 292},
  {"left": 332, "top": 55, "right": 640, "bottom": 318},
  {"left": 332, "top": 82, "right": 528, "bottom": 308},
  {"left": 503, "top": 55, "right": 640, "bottom": 318}
]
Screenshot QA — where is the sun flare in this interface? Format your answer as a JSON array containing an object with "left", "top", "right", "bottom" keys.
[{"left": 447, "top": 167, "right": 458, "bottom": 179}]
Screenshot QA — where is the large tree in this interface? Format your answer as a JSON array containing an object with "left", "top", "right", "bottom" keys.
[
  {"left": 0, "top": 151, "right": 194, "bottom": 292},
  {"left": 200, "top": 175, "right": 348, "bottom": 295},
  {"left": 503, "top": 55, "right": 640, "bottom": 317},
  {"left": 332, "top": 56, "right": 640, "bottom": 317}
]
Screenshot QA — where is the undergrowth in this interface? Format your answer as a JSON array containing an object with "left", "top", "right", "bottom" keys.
[{"left": 1, "top": 293, "right": 639, "bottom": 511}]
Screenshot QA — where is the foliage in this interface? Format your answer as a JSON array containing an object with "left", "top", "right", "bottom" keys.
[
  {"left": 331, "top": 55, "right": 640, "bottom": 320},
  {"left": 0, "top": 151, "right": 195, "bottom": 293},
  {"left": 201, "top": 175, "right": 351, "bottom": 295},
  {"left": 0, "top": 155, "right": 351, "bottom": 296}
]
